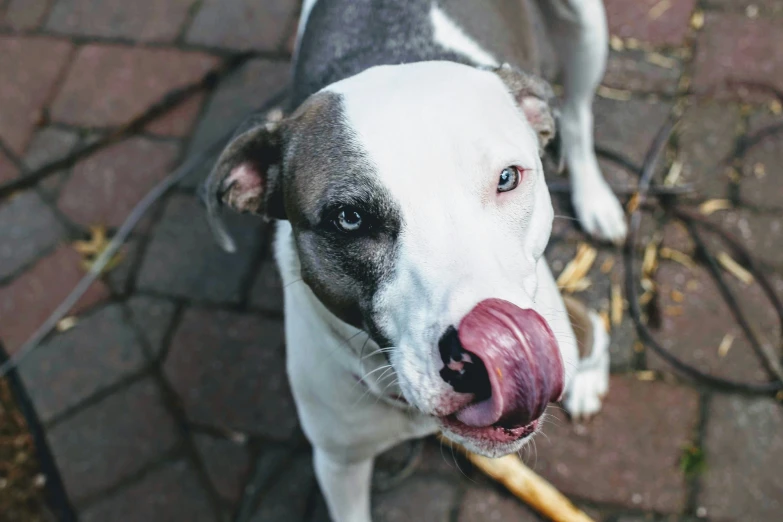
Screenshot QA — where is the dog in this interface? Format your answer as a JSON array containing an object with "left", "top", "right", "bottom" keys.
[{"left": 203, "top": 1, "right": 622, "bottom": 520}]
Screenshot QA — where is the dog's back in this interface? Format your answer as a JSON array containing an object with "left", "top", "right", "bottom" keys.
[{"left": 291, "top": 0, "right": 539, "bottom": 110}]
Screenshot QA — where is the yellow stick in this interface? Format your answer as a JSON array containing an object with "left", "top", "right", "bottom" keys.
[{"left": 439, "top": 436, "right": 596, "bottom": 522}]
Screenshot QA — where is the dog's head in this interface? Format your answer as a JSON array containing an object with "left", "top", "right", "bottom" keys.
[{"left": 205, "top": 61, "right": 573, "bottom": 457}]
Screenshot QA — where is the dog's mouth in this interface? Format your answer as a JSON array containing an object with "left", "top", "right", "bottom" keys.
[
  {"left": 434, "top": 298, "right": 564, "bottom": 446},
  {"left": 439, "top": 415, "right": 539, "bottom": 443}
]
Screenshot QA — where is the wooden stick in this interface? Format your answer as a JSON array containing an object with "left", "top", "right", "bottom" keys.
[{"left": 439, "top": 436, "right": 595, "bottom": 522}]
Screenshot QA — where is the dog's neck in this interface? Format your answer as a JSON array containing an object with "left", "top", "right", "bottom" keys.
[{"left": 290, "top": 0, "right": 538, "bottom": 110}]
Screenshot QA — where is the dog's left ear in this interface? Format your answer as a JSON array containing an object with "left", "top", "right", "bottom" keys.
[
  {"left": 202, "top": 117, "right": 285, "bottom": 253},
  {"left": 492, "top": 63, "right": 556, "bottom": 155}
]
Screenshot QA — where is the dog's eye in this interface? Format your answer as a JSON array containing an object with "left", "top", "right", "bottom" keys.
[
  {"left": 334, "top": 207, "right": 364, "bottom": 233},
  {"left": 497, "top": 166, "right": 522, "bottom": 193}
]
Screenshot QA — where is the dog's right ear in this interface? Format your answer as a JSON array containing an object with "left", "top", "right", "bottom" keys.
[{"left": 203, "top": 119, "right": 285, "bottom": 253}]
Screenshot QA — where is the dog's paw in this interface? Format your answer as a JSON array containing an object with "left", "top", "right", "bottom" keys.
[
  {"left": 563, "top": 361, "right": 608, "bottom": 421},
  {"left": 572, "top": 181, "right": 628, "bottom": 243},
  {"left": 562, "top": 311, "right": 610, "bottom": 422}
]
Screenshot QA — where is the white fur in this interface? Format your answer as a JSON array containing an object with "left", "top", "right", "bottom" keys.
[
  {"left": 535, "top": 0, "right": 627, "bottom": 242},
  {"left": 562, "top": 310, "right": 610, "bottom": 419},
  {"left": 295, "top": 0, "right": 319, "bottom": 51},
  {"left": 277, "top": 2, "right": 619, "bottom": 520},
  {"left": 429, "top": 4, "right": 498, "bottom": 67}
]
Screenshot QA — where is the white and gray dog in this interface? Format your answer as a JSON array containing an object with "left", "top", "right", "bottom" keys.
[{"left": 204, "top": 1, "right": 622, "bottom": 520}]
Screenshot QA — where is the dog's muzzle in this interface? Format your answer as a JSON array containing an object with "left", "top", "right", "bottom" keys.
[{"left": 438, "top": 298, "right": 564, "bottom": 437}]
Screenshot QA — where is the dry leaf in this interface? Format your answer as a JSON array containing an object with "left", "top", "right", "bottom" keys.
[
  {"left": 665, "top": 306, "right": 684, "bottom": 316},
  {"left": 561, "top": 278, "right": 593, "bottom": 293},
  {"left": 753, "top": 163, "right": 766, "bottom": 178},
  {"left": 73, "top": 224, "right": 125, "bottom": 274},
  {"left": 726, "top": 166, "right": 741, "bottom": 182},
  {"left": 686, "top": 279, "right": 700, "bottom": 291},
  {"left": 717, "top": 252, "right": 754, "bottom": 284},
  {"left": 678, "top": 75, "right": 692, "bottom": 93},
  {"left": 699, "top": 199, "right": 732, "bottom": 216},
  {"left": 642, "top": 242, "right": 659, "bottom": 276},
  {"left": 746, "top": 4, "right": 759, "bottom": 18},
  {"left": 646, "top": 52, "right": 677, "bottom": 69},
  {"left": 599, "top": 310, "right": 611, "bottom": 333},
  {"left": 639, "top": 290, "right": 655, "bottom": 306},
  {"left": 664, "top": 159, "right": 684, "bottom": 186},
  {"left": 600, "top": 256, "right": 615, "bottom": 274},
  {"left": 648, "top": 0, "right": 671, "bottom": 19},
  {"left": 72, "top": 225, "right": 109, "bottom": 256},
  {"left": 625, "top": 37, "right": 641, "bottom": 50},
  {"left": 611, "top": 283, "right": 623, "bottom": 326},
  {"left": 718, "top": 334, "right": 735, "bottom": 358},
  {"left": 56, "top": 317, "right": 78, "bottom": 332},
  {"left": 660, "top": 247, "right": 695, "bottom": 269},
  {"left": 557, "top": 243, "right": 598, "bottom": 294},
  {"left": 633, "top": 341, "right": 645, "bottom": 353},
  {"left": 690, "top": 10, "right": 705, "bottom": 30},
  {"left": 610, "top": 35, "right": 625, "bottom": 51},
  {"left": 671, "top": 290, "right": 685, "bottom": 303},
  {"left": 597, "top": 86, "right": 632, "bottom": 101},
  {"left": 627, "top": 192, "right": 640, "bottom": 213},
  {"left": 636, "top": 370, "right": 656, "bottom": 381},
  {"left": 770, "top": 100, "right": 783, "bottom": 115}
]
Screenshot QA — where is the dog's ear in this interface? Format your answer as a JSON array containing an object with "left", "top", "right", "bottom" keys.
[
  {"left": 492, "top": 63, "right": 557, "bottom": 154},
  {"left": 203, "top": 117, "right": 286, "bottom": 253}
]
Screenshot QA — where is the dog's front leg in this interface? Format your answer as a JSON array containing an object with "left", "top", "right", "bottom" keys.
[
  {"left": 536, "top": 0, "right": 627, "bottom": 243},
  {"left": 314, "top": 450, "right": 373, "bottom": 522}
]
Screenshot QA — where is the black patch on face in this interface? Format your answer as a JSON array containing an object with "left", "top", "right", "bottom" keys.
[{"left": 282, "top": 93, "right": 402, "bottom": 346}]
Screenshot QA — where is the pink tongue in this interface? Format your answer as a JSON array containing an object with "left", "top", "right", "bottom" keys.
[{"left": 454, "top": 299, "right": 564, "bottom": 428}]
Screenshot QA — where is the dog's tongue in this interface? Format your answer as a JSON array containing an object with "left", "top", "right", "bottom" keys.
[{"left": 455, "top": 299, "right": 564, "bottom": 428}]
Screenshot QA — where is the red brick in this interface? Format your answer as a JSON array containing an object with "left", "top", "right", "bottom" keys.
[
  {"left": 373, "top": 476, "right": 458, "bottom": 522},
  {"left": 676, "top": 100, "right": 741, "bottom": 199},
  {"left": 165, "top": 309, "right": 297, "bottom": 439},
  {"left": 18, "top": 304, "right": 148, "bottom": 421},
  {"left": 740, "top": 132, "right": 783, "bottom": 209},
  {"left": 251, "top": 454, "right": 315, "bottom": 521},
  {"left": 458, "top": 487, "right": 540, "bottom": 522},
  {"left": 57, "top": 137, "right": 179, "bottom": 228},
  {"left": 715, "top": 209, "right": 783, "bottom": 271},
  {"left": 0, "top": 148, "right": 19, "bottom": 184},
  {"left": 79, "top": 460, "right": 215, "bottom": 522},
  {"left": 0, "top": 191, "right": 65, "bottom": 280},
  {"left": 185, "top": 0, "right": 298, "bottom": 52},
  {"left": 647, "top": 261, "right": 774, "bottom": 383},
  {"left": 145, "top": 93, "right": 206, "bottom": 137},
  {"left": 0, "top": 36, "right": 73, "bottom": 154},
  {"left": 699, "top": 394, "right": 783, "bottom": 521},
  {"left": 182, "top": 59, "right": 290, "bottom": 189},
  {"left": 594, "top": 97, "right": 674, "bottom": 164},
  {"left": 1, "top": 0, "right": 52, "bottom": 30},
  {"left": 0, "top": 245, "right": 109, "bottom": 353},
  {"left": 692, "top": 13, "right": 783, "bottom": 101},
  {"left": 703, "top": 0, "right": 783, "bottom": 18},
  {"left": 194, "top": 434, "right": 250, "bottom": 503},
  {"left": 603, "top": 50, "right": 683, "bottom": 95},
  {"left": 136, "top": 194, "right": 266, "bottom": 303},
  {"left": 46, "top": 0, "right": 197, "bottom": 43},
  {"left": 603, "top": 0, "right": 697, "bottom": 46},
  {"left": 50, "top": 45, "right": 219, "bottom": 128},
  {"left": 249, "top": 254, "right": 283, "bottom": 314},
  {"left": 47, "top": 378, "right": 178, "bottom": 500},
  {"left": 535, "top": 376, "right": 699, "bottom": 513}
]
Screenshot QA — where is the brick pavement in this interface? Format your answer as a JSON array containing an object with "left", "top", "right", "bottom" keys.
[{"left": 0, "top": 1, "right": 781, "bottom": 521}]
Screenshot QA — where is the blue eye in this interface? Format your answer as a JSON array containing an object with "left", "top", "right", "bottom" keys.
[
  {"left": 498, "top": 166, "right": 522, "bottom": 192},
  {"left": 334, "top": 207, "right": 363, "bottom": 233}
]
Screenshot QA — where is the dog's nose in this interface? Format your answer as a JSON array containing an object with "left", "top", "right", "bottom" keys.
[{"left": 438, "top": 326, "right": 491, "bottom": 401}]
